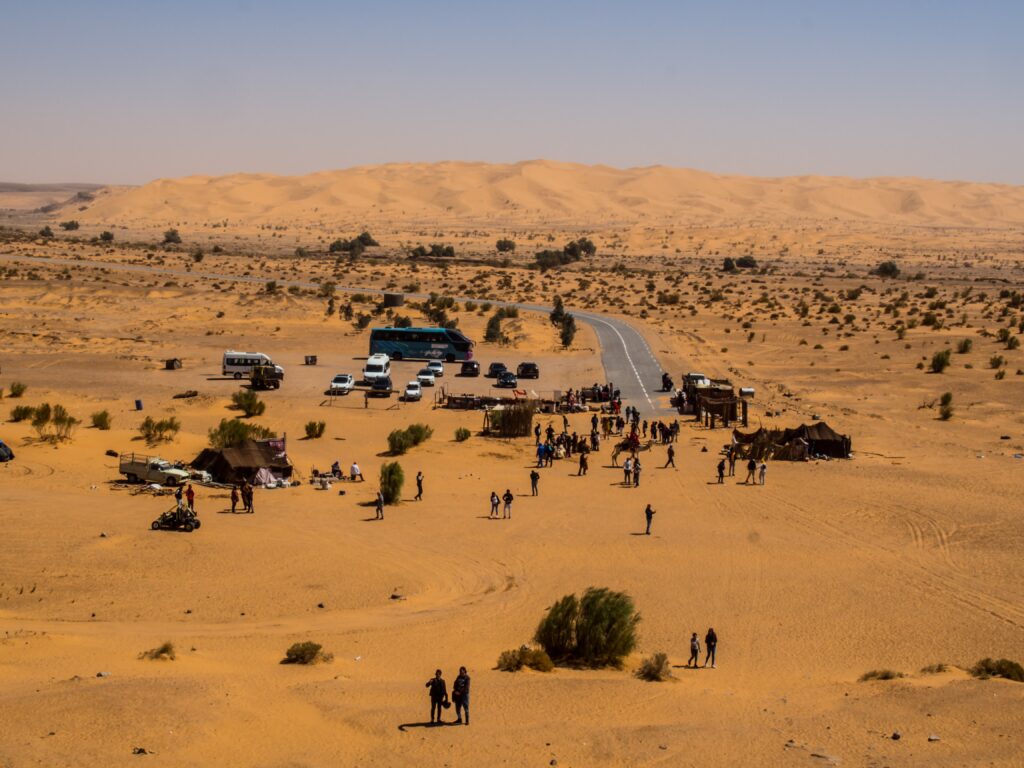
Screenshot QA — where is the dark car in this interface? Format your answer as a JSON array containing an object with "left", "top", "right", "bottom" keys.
[
  {"left": 487, "top": 362, "right": 507, "bottom": 378},
  {"left": 516, "top": 362, "right": 540, "bottom": 379},
  {"left": 369, "top": 376, "right": 393, "bottom": 397},
  {"left": 496, "top": 371, "right": 518, "bottom": 389},
  {"left": 460, "top": 360, "right": 481, "bottom": 377}
]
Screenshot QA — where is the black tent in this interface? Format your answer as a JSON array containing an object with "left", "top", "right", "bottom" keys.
[
  {"left": 191, "top": 439, "right": 292, "bottom": 484},
  {"left": 781, "top": 422, "right": 852, "bottom": 459}
]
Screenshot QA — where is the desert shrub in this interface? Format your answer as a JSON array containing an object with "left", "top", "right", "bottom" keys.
[
  {"left": 970, "top": 658, "right": 1024, "bottom": 682},
  {"left": 496, "top": 646, "right": 553, "bottom": 672},
  {"left": 535, "top": 587, "right": 640, "bottom": 668},
  {"left": 957, "top": 338, "right": 973, "bottom": 354},
  {"left": 735, "top": 255, "right": 758, "bottom": 269},
  {"left": 938, "top": 392, "right": 954, "bottom": 421},
  {"left": 91, "top": 410, "right": 112, "bottom": 430},
  {"left": 496, "top": 238, "right": 516, "bottom": 252},
  {"left": 387, "top": 429, "right": 413, "bottom": 455},
  {"left": 59, "top": 220, "right": 79, "bottom": 231},
  {"left": 874, "top": 261, "right": 900, "bottom": 278},
  {"left": 282, "top": 641, "right": 330, "bottom": 665},
  {"left": 920, "top": 663, "right": 948, "bottom": 674},
  {"left": 929, "top": 349, "right": 952, "bottom": 373},
  {"left": 1008, "top": 336, "right": 1021, "bottom": 351},
  {"left": 406, "top": 423, "right": 433, "bottom": 446},
  {"left": 31, "top": 403, "right": 52, "bottom": 436},
  {"left": 379, "top": 461, "right": 404, "bottom": 504},
  {"left": 454, "top": 427, "right": 471, "bottom": 442},
  {"left": 232, "top": 389, "right": 266, "bottom": 417},
  {"left": 10, "top": 405, "right": 34, "bottom": 422},
  {"left": 51, "top": 405, "right": 78, "bottom": 441},
  {"left": 858, "top": 669, "right": 905, "bottom": 682},
  {"left": 484, "top": 312, "right": 506, "bottom": 343},
  {"left": 304, "top": 420, "right": 326, "bottom": 439},
  {"left": 496, "top": 648, "right": 525, "bottom": 671},
  {"left": 549, "top": 295, "right": 566, "bottom": 326},
  {"left": 99, "top": 230, "right": 114, "bottom": 242},
  {"left": 163, "top": 228, "right": 182, "bottom": 244},
  {"left": 39, "top": 225, "right": 53, "bottom": 237},
  {"left": 139, "top": 641, "right": 176, "bottom": 660},
  {"left": 560, "top": 314, "right": 577, "bottom": 348},
  {"left": 139, "top": 416, "right": 181, "bottom": 444},
  {"left": 636, "top": 652, "right": 673, "bottom": 681},
  {"left": 487, "top": 400, "right": 536, "bottom": 438},
  {"left": 996, "top": 369, "right": 1006, "bottom": 380},
  {"left": 9, "top": 381, "right": 27, "bottom": 398},
  {"left": 208, "top": 418, "right": 275, "bottom": 449},
  {"left": 990, "top": 355, "right": 1005, "bottom": 369}
]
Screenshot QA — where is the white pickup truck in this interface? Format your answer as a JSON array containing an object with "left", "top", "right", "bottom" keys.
[{"left": 119, "top": 453, "right": 190, "bottom": 485}]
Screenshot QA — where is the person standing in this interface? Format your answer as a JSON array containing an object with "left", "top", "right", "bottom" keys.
[
  {"left": 704, "top": 627, "right": 718, "bottom": 668},
  {"left": 728, "top": 449, "right": 737, "bottom": 477},
  {"left": 632, "top": 458, "right": 642, "bottom": 487},
  {"left": 758, "top": 461, "right": 767, "bottom": 486},
  {"left": 745, "top": 458, "right": 757, "bottom": 484},
  {"left": 578, "top": 452, "right": 588, "bottom": 476},
  {"left": 185, "top": 483, "right": 196, "bottom": 513},
  {"left": 502, "top": 489, "right": 513, "bottom": 519},
  {"left": 452, "top": 666, "right": 471, "bottom": 725},
  {"left": 664, "top": 444, "right": 675, "bottom": 468},
  {"left": 688, "top": 632, "right": 701, "bottom": 667},
  {"left": 375, "top": 489, "right": 384, "bottom": 520},
  {"left": 716, "top": 459, "right": 725, "bottom": 484},
  {"left": 174, "top": 485, "right": 184, "bottom": 514},
  {"left": 425, "top": 669, "right": 448, "bottom": 725},
  {"left": 534, "top": 423, "right": 541, "bottom": 445},
  {"left": 230, "top": 484, "right": 239, "bottom": 514},
  {"left": 415, "top": 471, "right": 424, "bottom": 501},
  {"left": 644, "top": 503, "right": 655, "bottom": 535},
  {"left": 246, "top": 482, "right": 255, "bottom": 514},
  {"left": 489, "top": 491, "right": 499, "bottom": 519},
  {"left": 530, "top": 469, "right": 540, "bottom": 496},
  {"left": 535, "top": 442, "right": 545, "bottom": 468},
  {"left": 623, "top": 456, "right": 633, "bottom": 486}
]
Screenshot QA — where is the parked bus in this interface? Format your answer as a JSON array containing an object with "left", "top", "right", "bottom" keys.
[
  {"left": 222, "top": 351, "right": 284, "bottom": 380},
  {"left": 368, "top": 327, "right": 474, "bottom": 362}
]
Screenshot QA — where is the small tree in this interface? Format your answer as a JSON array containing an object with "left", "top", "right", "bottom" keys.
[
  {"left": 549, "top": 295, "right": 566, "bottom": 326},
  {"left": 560, "top": 314, "right": 577, "bottom": 348},
  {"left": 496, "top": 238, "right": 516, "bottom": 253},
  {"left": 874, "top": 260, "right": 900, "bottom": 278},
  {"left": 722, "top": 257, "right": 736, "bottom": 272},
  {"left": 939, "top": 392, "right": 954, "bottom": 421},
  {"left": 484, "top": 312, "right": 506, "bottom": 343},
  {"left": 379, "top": 461, "right": 404, "bottom": 504},
  {"left": 163, "top": 228, "right": 182, "bottom": 245}
]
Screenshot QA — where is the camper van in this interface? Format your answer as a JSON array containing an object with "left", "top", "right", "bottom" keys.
[
  {"left": 222, "top": 351, "right": 284, "bottom": 380},
  {"left": 362, "top": 353, "right": 391, "bottom": 383}
]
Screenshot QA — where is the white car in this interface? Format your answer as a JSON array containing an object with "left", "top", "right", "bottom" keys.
[
  {"left": 404, "top": 381, "right": 422, "bottom": 401},
  {"left": 426, "top": 360, "right": 444, "bottom": 377},
  {"left": 417, "top": 368, "right": 436, "bottom": 386},
  {"left": 329, "top": 373, "right": 354, "bottom": 394}
]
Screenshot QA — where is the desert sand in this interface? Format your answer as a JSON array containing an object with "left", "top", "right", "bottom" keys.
[{"left": 1, "top": 164, "right": 1023, "bottom": 767}]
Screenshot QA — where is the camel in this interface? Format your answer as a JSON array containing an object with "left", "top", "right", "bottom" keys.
[{"left": 610, "top": 438, "right": 654, "bottom": 466}]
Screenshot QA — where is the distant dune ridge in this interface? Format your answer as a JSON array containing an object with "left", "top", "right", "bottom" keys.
[{"left": 23, "top": 161, "right": 1024, "bottom": 228}]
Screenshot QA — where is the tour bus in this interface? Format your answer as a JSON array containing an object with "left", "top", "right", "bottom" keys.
[
  {"left": 222, "top": 351, "right": 284, "bottom": 380},
  {"left": 368, "top": 327, "right": 474, "bottom": 362}
]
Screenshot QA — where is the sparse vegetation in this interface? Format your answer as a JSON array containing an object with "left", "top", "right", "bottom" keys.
[
  {"left": 304, "top": 420, "right": 326, "bottom": 439},
  {"left": 139, "top": 416, "right": 181, "bottom": 444},
  {"left": 387, "top": 423, "right": 433, "bottom": 454},
  {"left": 969, "top": 658, "right": 1024, "bottom": 682},
  {"left": 379, "top": 461, "right": 404, "bottom": 504},
  {"left": 10, "top": 405, "right": 34, "bottom": 422},
  {"left": 163, "top": 228, "right": 182, "bottom": 245},
  {"left": 90, "top": 410, "right": 112, "bottom": 430},
  {"left": 28, "top": 403, "right": 79, "bottom": 442},
  {"left": 208, "top": 418, "right": 276, "bottom": 449},
  {"left": 929, "top": 349, "right": 952, "bottom": 373},
  {"left": 496, "top": 238, "right": 516, "bottom": 253},
  {"left": 534, "top": 587, "right": 640, "bottom": 668},
  {"left": 858, "top": 669, "right": 905, "bottom": 682},
  {"left": 957, "top": 338, "right": 973, "bottom": 354},
  {"left": 59, "top": 220, "right": 80, "bottom": 231},
  {"left": 139, "top": 641, "right": 176, "bottom": 661},
  {"left": 938, "top": 392, "right": 954, "bottom": 421},
  {"left": 8, "top": 382, "right": 27, "bottom": 398},
  {"left": 232, "top": 389, "right": 266, "bottom": 417},
  {"left": 454, "top": 427, "right": 471, "bottom": 442},
  {"left": 282, "top": 641, "right": 331, "bottom": 665},
  {"left": 636, "top": 652, "right": 673, "bottom": 681},
  {"left": 496, "top": 646, "right": 554, "bottom": 673},
  {"left": 920, "top": 663, "right": 948, "bottom": 674},
  {"left": 873, "top": 260, "right": 900, "bottom": 278}
]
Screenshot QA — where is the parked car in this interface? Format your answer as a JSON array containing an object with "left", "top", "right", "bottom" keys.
[
  {"left": 369, "top": 376, "right": 393, "bottom": 397},
  {"left": 119, "top": 453, "right": 190, "bottom": 485},
  {"left": 487, "top": 362, "right": 507, "bottom": 378},
  {"left": 496, "top": 371, "right": 518, "bottom": 389},
  {"left": 404, "top": 381, "right": 423, "bottom": 401},
  {"left": 516, "top": 362, "right": 540, "bottom": 379},
  {"left": 459, "top": 360, "right": 481, "bottom": 377},
  {"left": 329, "top": 373, "right": 355, "bottom": 394},
  {"left": 416, "top": 368, "right": 436, "bottom": 386},
  {"left": 426, "top": 360, "right": 445, "bottom": 377}
]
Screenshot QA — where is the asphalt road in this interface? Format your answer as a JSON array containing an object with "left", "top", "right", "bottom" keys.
[{"left": 0, "top": 252, "right": 671, "bottom": 413}]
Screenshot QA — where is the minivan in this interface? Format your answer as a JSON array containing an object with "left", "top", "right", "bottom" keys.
[
  {"left": 223, "top": 351, "right": 284, "bottom": 380},
  {"left": 363, "top": 353, "right": 391, "bottom": 383}
]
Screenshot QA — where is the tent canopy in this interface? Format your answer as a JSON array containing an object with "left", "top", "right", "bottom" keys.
[{"left": 191, "top": 439, "right": 292, "bottom": 484}]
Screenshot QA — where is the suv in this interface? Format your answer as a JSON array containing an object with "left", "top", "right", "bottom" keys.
[
  {"left": 370, "top": 376, "right": 393, "bottom": 397},
  {"left": 516, "top": 362, "right": 540, "bottom": 379},
  {"left": 460, "top": 360, "right": 480, "bottom": 377},
  {"left": 496, "top": 371, "right": 518, "bottom": 389},
  {"left": 487, "top": 362, "right": 507, "bottom": 378}
]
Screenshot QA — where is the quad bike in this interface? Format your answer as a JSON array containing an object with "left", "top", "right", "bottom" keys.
[
  {"left": 151, "top": 505, "right": 202, "bottom": 532},
  {"left": 660, "top": 372, "right": 675, "bottom": 392}
]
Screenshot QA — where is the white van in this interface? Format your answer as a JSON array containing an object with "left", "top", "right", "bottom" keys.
[
  {"left": 362, "top": 353, "right": 391, "bottom": 383},
  {"left": 223, "top": 351, "right": 284, "bottom": 380}
]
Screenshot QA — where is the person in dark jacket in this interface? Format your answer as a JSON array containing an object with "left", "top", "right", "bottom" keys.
[
  {"left": 502, "top": 489, "right": 514, "bottom": 519},
  {"left": 716, "top": 459, "right": 726, "bottom": 484},
  {"left": 745, "top": 458, "right": 757, "bottom": 484},
  {"left": 415, "top": 471, "right": 424, "bottom": 501},
  {"left": 375, "top": 489, "right": 384, "bottom": 520},
  {"left": 452, "top": 666, "right": 471, "bottom": 725},
  {"left": 704, "top": 628, "right": 718, "bottom": 668},
  {"left": 530, "top": 469, "right": 540, "bottom": 496},
  {"left": 644, "top": 503, "right": 655, "bottom": 535},
  {"left": 664, "top": 444, "right": 675, "bottom": 468},
  {"left": 425, "top": 669, "right": 448, "bottom": 724}
]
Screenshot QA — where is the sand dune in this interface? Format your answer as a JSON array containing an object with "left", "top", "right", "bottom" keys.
[{"left": 73, "top": 161, "right": 1024, "bottom": 229}]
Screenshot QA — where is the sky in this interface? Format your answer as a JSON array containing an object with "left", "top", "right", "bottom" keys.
[{"left": 1, "top": 0, "right": 1021, "bottom": 185}]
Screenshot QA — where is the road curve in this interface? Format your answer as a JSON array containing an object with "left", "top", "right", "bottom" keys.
[{"left": 0, "top": 252, "right": 670, "bottom": 413}]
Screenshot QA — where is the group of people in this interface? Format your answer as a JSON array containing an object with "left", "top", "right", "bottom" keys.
[
  {"left": 716, "top": 455, "right": 767, "bottom": 485},
  {"left": 687, "top": 628, "right": 719, "bottom": 668},
  {"left": 229, "top": 481, "right": 255, "bottom": 513},
  {"left": 425, "top": 667, "right": 471, "bottom": 725},
  {"left": 488, "top": 490, "right": 514, "bottom": 519},
  {"left": 621, "top": 456, "right": 644, "bottom": 487},
  {"left": 174, "top": 483, "right": 198, "bottom": 517}
]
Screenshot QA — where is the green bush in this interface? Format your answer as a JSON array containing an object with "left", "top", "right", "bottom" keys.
[
  {"left": 59, "top": 220, "right": 80, "bottom": 231},
  {"left": 636, "top": 652, "right": 672, "bottom": 681},
  {"left": 304, "top": 420, "right": 326, "bottom": 439},
  {"left": 970, "top": 658, "right": 1024, "bottom": 682},
  {"left": 232, "top": 389, "right": 266, "bottom": 417},
  {"left": 454, "top": 427, "right": 471, "bottom": 442},
  {"left": 379, "top": 461, "right": 404, "bottom": 504},
  {"left": 10, "top": 405, "right": 34, "bottom": 422},
  {"left": 920, "top": 663, "right": 948, "bottom": 674},
  {"left": 939, "top": 392, "right": 954, "bottom": 421},
  {"left": 535, "top": 587, "right": 640, "bottom": 668},
  {"left": 496, "top": 238, "right": 516, "bottom": 253},
  {"left": 99, "top": 231, "right": 114, "bottom": 242},
  {"left": 163, "top": 228, "right": 182, "bottom": 244},
  {"left": 208, "top": 418, "right": 275, "bottom": 449},
  {"left": 282, "top": 641, "right": 330, "bottom": 665},
  {"left": 405, "top": 423, "right": 433, "bottom": 446},
  {"left": 874, "top": 260, "right": 900, "bottom": 278},
  {"left": 495, "top": 646, "right": 554, "bottom": 673},
  {"left": 560, "top": 314, "right": 577, "bottom": 348},
  {"left": 9, "top": 381, "right": 27, "bottom": 398},
  {"left": 990, "top": 355, "right": 1005, "bottom": 369},
  {"left": 858, "top": 669, "right": 904, "bottom": 682},
  {"left": 387, "top": 429, "right": 413, "bottom": 455},
  {"left": 957, "top": 338, "right": 973, "bottom": 354},
  {"left": 91, "top": 410, "right": 112, "bottom": 430},
  {"left": 140, "top": 416, "right": 181, "bottom": 445},
  {"left": 929, "top": 349, "right": 952, "bottom": 373}
]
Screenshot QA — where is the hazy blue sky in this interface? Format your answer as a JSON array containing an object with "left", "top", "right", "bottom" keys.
[{"left": 1, "top": 1, "right": 1021, "bottom": 184}]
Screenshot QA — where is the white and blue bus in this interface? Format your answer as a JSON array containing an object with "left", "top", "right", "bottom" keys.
[{"left": 369, "top": 327, "right": 474, "bottom": 362}]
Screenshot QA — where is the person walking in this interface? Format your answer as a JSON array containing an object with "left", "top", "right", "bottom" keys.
[
  {"left": 578, "top": 452, "right": 588, "bottom": 476},
  {"left": 688, "top": 632, "right": 701, "bottom": 667},
  {"left": 758, "top": 461, "right": 767, "bottom": 486},
  {"left": 530, "top": 469, "right": 540, "bottom": 496},
  {"left": 375, "top": 489, "right": 384, "bottom": 520},
  {"left": 704, "top": 627, "right": 718, "bottom": 668},
  {"left": 716, "top": 459, "right": 725, "bottom": 484},
  {"left": 632, "top": 458, "right": 642, "bottom": 487},
  {"left": 502, "top": 489, "right": 514, "bottom": 519},
  {"left": 745, "top": 458, "right": 757, "bottom": 484},
  {"left": 644, "top": 503, "right": 655, "bottom": 535},
  {"left": 230, "top": 484, "right": 239, "bottom": 514},
  {"left": 623, "top": 456, "right": 633, "bottom": 486},
  {"left": 415, "top": 471, "right": 424, "bottom": 501},
  {"left": 664, "top": 444, "right": 675, "bottom": 468},
  {"left": 489, "top": 491, "right": 500, "bottom": 519},
  {"left": 425, "top": 669, "right": 448, "bottom": 725},
  {"left": 452, "top": 666, "right": 471, "bottom": 725},
  {"left": 185, "top": 483, "right": 196, "bottom": 513}
]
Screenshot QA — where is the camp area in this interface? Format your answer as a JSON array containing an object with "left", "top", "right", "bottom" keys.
[
  {"left": 731, "top": 422, "right": 852, "bottom": 461},
  {"left": 191, "top": 438, "right": 294, "bottom": 486}
]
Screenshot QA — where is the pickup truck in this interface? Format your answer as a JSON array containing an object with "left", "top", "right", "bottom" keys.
[{"left": 119, "top": 453, "right": 190, "bottom": 485}]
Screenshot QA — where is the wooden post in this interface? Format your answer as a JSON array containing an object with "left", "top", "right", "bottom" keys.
[{"left": 742, "top": 399, "right": 749, "bottom": 427}]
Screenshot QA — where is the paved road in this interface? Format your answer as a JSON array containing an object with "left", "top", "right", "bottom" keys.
[{"left": 0, "top": 252, "right": 671, "bottom": 413}]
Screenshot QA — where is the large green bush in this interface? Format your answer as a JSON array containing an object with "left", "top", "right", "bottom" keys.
[
  {"left": 379, "top": 462, "right": 404, "bottom": 504},
  {"left": 534, "top": 587, "right": 640, "bottom": 668},
  {"left": 208, "top": 418, "right": 276, "bottom": 449},
  {"left": 232, "top": 389, "right": 266, "bottom": 417}
]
